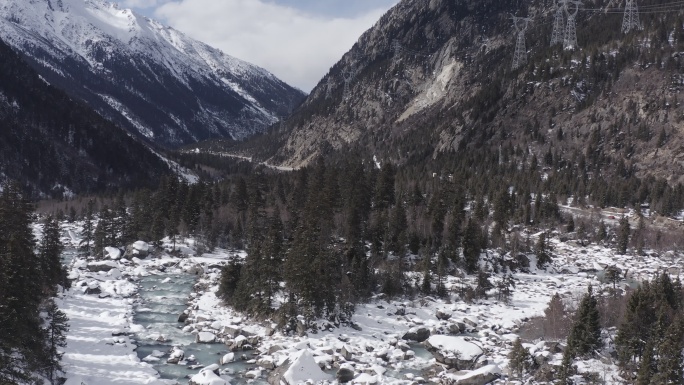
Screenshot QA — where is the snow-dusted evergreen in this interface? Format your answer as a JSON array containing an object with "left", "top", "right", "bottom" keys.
[{"left": 0, "top": 0, "right": 305, "bottom": 146}]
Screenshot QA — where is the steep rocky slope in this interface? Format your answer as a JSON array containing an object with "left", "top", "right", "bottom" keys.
[
  {"left": 247, "top": 0, "right": 684, "bottom": 185},
  {"left": 0, "top": 37, "right": 170, "bottom": 197},
  {"left": 0, "top": 0, "right": 305, "bottom": 147}
]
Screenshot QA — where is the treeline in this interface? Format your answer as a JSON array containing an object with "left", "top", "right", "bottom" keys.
[
  {"left": 64, "top": 146, "right": 684, "bottom": 331},
  {"left": 0, "top": 183, "right": 69, "bottom": 384}
]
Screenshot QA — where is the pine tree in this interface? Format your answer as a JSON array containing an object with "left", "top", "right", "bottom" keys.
[
  {"left": 617, "top": 216, "right": 630, "bottom": 254},
  {"left": 535, "top": 232, "right": 553, "bottom": 269},
  {"left": 421, "top": 250, "right": 432, "bottom": 295},
  {"left": 508, "top": 338, "right": 530, "bottom": 380},
  {"left": 0, "top": 183, "right": 43, "bottom": 382},
  {"left": 596, "top": 220, "right": 607, "bottom": 243},
  {"left": 462, "top": 218, "right": 481, "bottom": 274},
  {"left": 651, "top": 318, "right": 684, "bottom": 385},
  {"left": 39, "top": 215, "right": 64, "bottom": 293},
  {"left": 566, "top": 285, "right": 602, "bottom": 357},
  {"left": 42, "top": 299, "right": 68, "bottom": 385},
  {"left": 218, "top": 258, "right": 243, "bottom": 306},
  {"left": 616, "top": 282, "right": 657, "bottom": 367},
  {"left": 635, "top": 338, "right": 655, "bottom": 385},
  {"left": 114, "top": 193, "right": 130, "bottom": 245},
  {"left": 93, "top": 215, "right": 107, "bottom": 259},
  {"left": 497, "top": 273, "right": 515, "bottom": 304},
  {"left": 475, "top": 269, "right": 493, "bottom": 299},
  {"left": 544, "top": 293, "right": 568, "bottom": 339},
  {"left": 80, "top": 199, "right": 95, "bottom": 252}
]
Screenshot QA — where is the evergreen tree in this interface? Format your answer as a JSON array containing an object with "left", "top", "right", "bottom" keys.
[
  {"left": 596, "top": 220, "right": 607, "bottom": 242},
  {"left": 93, "top": 215, "right": 107, "bottom": 259},
  {"left": 566, "top": 285, "right": 601, "bottom": 357},
  {"left": 462, "top": 218, "right": 481, "bottom": 274},
  {"left": 635, "top": 338, "right": 655, "bottom": 385},
  {"left": 375, "top": 163, "right": 395, "bottom": 210},
  {"left": 497, "top": 273, "right": 515, "bottom": 304},
  {"left": 39, "top": 215, "right": 65, "bottom": 293},
  {"left": 80, "top": 199, "right": 95, "bottom": 252},
  {"left": 535, "top": 232, "right": 553, "bottom": 269},
  {"left": 421, "top": 251, "right": 432, "bottom": 295},
  {"left": 114, "top": 193, "right": 129, "bottom": 245},
  {"left": 218, "top": 258, "right": 243, "bottom": 307},
  {"left": 651, "top": 318, "right": 684, "bottom": 385},
  {"left": 508, "top": 338, "right": 531, "bottom": 380},
  {"left": 617, "top": 216, "right": 630, "bottom": 254},
  {"left": 42, "top": 299, "right": 68, "bottom": 385},
  {"left": 544, "top": 293, "right": 568, "bottom": 339},
  {"left": 475, "top": 269, "right": 493, "bottom": 299},
  {"left": 0, "top": 183, "right": 43, "bottom": 383}
]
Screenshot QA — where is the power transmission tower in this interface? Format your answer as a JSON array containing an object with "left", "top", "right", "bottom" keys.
[
  {"left": 511, "top": 16, "right": 532, "bottom": 70},
  {"left": 622, "top": 0, "right": 641, "bottom": 33},
  {"left": 551, "top": 0, "right": 567, "bottom": 46},
  {"left": 563, "top": 0, "right": 581, "bottom": 49}
]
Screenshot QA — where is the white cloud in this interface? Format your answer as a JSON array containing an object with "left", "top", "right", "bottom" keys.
[
  {"left": 121, "top": 0, "right": 163, "bottom": 9},
  {"left": 153, "top": 0, "right": 390, "bottom": 92}
]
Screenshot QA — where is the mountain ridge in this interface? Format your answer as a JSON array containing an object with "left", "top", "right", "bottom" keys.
[
  {"left": 0, "top": 35, "right": 171, "bottom": 197},
  {"left": 236, "top": 0, "right": 684, "bottom": 187},
  {"left": 0, "top": 0, "right": 306, "bottom": 147}
]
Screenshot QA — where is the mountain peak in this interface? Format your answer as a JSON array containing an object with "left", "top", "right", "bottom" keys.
[{"left": 0, "top": 0, "right": 305, "bottom": 146}]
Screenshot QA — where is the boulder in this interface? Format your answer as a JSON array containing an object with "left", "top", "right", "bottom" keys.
[
  {"left": 221, "top": 325, "right": 241, "bottom": 338},
  {"left": 196, "top": 331, "right": 216, "bottom": 343},
  {"left": 402, "top": 327, "right": 430, "bottom": 342},
  {"left": 296, "top": 320, "right": 308, "bottom": 337},
  {"left": 446, "top": 365, "right": 501, "bottom": 385},
  {"left": 167, "top": 347, "right": 184, "bottom": 364},
  {"left": 219, "top": 353, "right": 235, "bottom": 365},
  {"left": 425, "top": 335, "right": 483, "bottom": 369},
  {"left": 104, "top": 246, "right": 122, "bottom": 260},
  {"left": 186, "top": 264, "right": 205, "bottom": 275},
  {"left": 125, "top": 241, "right": 150, "bottom": 259},
  {"left": 87, "top": 261, "right": 118, "bottom": 272},
  {"left": 436, "top": 310, "right": 452, "bottom": 321},
  {"left": 84, "top": 285, "right": 101, "bottom": 295},
  {"left": 189, "top": 364, "right": 227, "bottom": 385},
  {"left": 336, "top": 366, "right": 355, "bottom": 383},
  {"left": 258, "top": 357, "right": 276, "bottom": 370},
  {"left": 268, "top": 349, "right": 332, "bottom": 385},
  {"left": 341, "top": 345, "right": 353, "bottom": 361}
]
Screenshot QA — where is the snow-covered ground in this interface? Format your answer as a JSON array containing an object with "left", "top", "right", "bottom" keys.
[{"left": 54, "top": 220, "right": 684, "bottom": 385}]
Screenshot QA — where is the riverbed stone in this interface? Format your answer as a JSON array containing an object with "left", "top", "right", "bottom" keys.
[
  {"left": 336, "top": 367, "right": 355, "bottom": 383},
  {"left": 436, "top": 310, "right": 452, "bottom": 320},
  {"left": 341, "top": 345, "right": 353, "bottom": 361},
  {"left": 258, "top": 357, "right": 276, "bottom": 370},
  {"left": 402, "top": 327, "right": 430, "bottom": 342}
]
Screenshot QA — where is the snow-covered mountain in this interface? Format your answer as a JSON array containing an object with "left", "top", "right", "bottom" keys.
[{"left": 0, "top": 0, "right": 305, "bottom": 147}]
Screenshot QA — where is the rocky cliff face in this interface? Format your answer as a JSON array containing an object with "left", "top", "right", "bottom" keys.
[
  {"left": 259, "top": 0, "right": 684, "bottom": 184},
  {"left": 0, "top": 0, "right": 306, "bottom": 147}
]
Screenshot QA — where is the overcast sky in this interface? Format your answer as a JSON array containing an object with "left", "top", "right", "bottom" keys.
[{"left": 122, "top": 0, "right": 397, "bottom": 92}]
